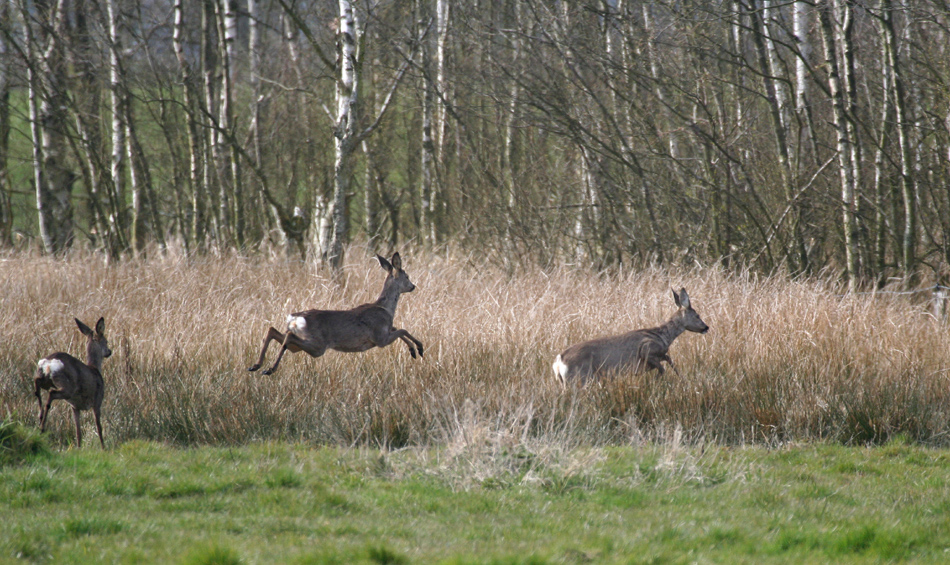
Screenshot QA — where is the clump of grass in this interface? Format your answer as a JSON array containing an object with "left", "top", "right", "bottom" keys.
[
  {"left": 0, "top": 417, "right": 50, "bottom": 466},
  {"left": 181, "top": 543, "right": 243, "bottom": 565},
  {"left": 2, "top": 245, "right": 949, "bottom": 449}
]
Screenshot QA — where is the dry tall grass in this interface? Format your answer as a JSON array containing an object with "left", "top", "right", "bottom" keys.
[{"left": 2, "top": 245, "right": 949, "bottom": 448}]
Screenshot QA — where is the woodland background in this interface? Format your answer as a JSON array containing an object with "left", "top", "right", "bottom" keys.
[{"left": 0, "top": 1, "right": 949, "bottom": 287}]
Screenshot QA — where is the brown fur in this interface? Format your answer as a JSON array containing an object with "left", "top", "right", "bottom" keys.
[
  {"left": 248, "top": 252, "right": 424, "bottom": 375},
  {"left": 34, "top": 317, "right": 112, "bottom": 447},
  {"left": 553, "top": 288, "right": 708, "bottom": 386}
]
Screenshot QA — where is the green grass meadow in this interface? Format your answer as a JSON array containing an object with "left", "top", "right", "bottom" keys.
[{"left": 2, "top": 430, "right": 949, "bottom": 564}]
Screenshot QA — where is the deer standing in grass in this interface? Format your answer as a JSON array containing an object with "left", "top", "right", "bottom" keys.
[
  {"left": 248, "top": 252, "right": 424, "bottom": 375},
  {"left": 553, "top": 288, "right": 709, "bottom": 386},
  {"left": 34, "top": 317, "right": 112, "bottom": 448}
]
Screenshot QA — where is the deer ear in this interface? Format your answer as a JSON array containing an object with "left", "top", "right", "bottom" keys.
[
  {"left": 95, "top": 317, "right": 106, "bottom": 335},
  {"left": 376, "top": 254, "right": 393, "bottom": 273},
  {"left": 678, "top": 288, "right": 691, "bottom": 308},
  {"left": 391, "top": 252, "right": 402, "bottom": 271},
  {"left": 76, "top": 318, "right": 94, "bottom": 337}
]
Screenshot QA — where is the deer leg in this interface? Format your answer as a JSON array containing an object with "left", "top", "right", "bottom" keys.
[
  {"left": 93, "top": 406, "right": 105, "bottom": 448},
  {"left": 262, "top": 332, "right": 317, "bottom": 375},
  {"left": 396, "top": 331, "right": 424, "bottom": 359},
  {"left": 662, "top": 354, "right": 682, "bottom": 377},
  {"left": 372, "top": 327, "right": 424, "bottom": 358},
  {"left": 248, "top": 327, "right": 285, "bottom": 372},
  {"left": 402, "top": 332, "right": 424, "bottom": 358},
  {"left": 35, "top": 383, "right": 46, "bottom": 428},
  {"left": 40, "top": 393, "right": 57, "bottom": 432},
  {"left": 72, "top": 407, "right": 82, "bottom": 448},
  {"left": 633, "top": 356, "right": 650, "bottom": 375},
  {"left": 639, "top": 354, "right": 665, "bottom": 375}
]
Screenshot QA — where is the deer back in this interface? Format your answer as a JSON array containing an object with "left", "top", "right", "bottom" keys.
[
  {"left": 288, "top": 304, "right": 394, "bottom": 353},
  {"left": 36, "top": 352, "right": 105, "bottom": 411},
  {"left": 554, "top": 288, "right": 708, "bottom": 385},
  {"left": 557, "top": 328, "right": 656, "bottom": 381}
]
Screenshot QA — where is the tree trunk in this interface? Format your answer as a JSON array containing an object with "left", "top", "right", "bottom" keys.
[
  {"left": 323, "top": 0, "right": 361, "bottom": 269},
  {"left": 417, "top": 0, "right": 436, "bottom": 246},
  {"left": 249, "top": 0, "right": 276, "bottom": 251},
  {"left": 26, "top": 0, "right": 75, "bottom": 254},
  {"left": 880, "top": 0, "right": 917, "bottom": 283},
  {"left": 174, "top": 0, "right": 207, "bottom": 250},
  {"left": 749, "top": 0, "right": 801, "bottom": 271},
  {"left": 218, "top": 0, "right": 243, "bottom": 247},
  {"left": 107, "top": 0, "right": 132, "bottom": 251},
  {"left": 837, "top": 0, "right": 865, "bottom": 278},
  {"left": 202, "top": 0, "right": 223, "bottom": 245},
  {"left": 502, "top": 1, "right": 524, "bottom": 253},
  {"left": 872, "top": 11, "right": 894, "bottom": 280},
  {"left": 0, "top": 0, "right": 13, "bottom": 247},
  {"left": 818, "top": 0, "right": 859, "bottom": 291},
  {"left": 435, "top": 0, "right": 450, "bottom": 237},
  {"left": 793, "top": 1, "right": 820, "bottom": 169}
]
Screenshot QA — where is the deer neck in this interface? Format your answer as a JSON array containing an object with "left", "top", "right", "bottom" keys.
[
  {"left": 654, "top": 314, "right": 687, "bottom": 348},
  {"left": 375, "top": 281, "right": 401, "bottom": 316},
  {"left": 87, "top": 342, "right": 104, "bottom": 372}
]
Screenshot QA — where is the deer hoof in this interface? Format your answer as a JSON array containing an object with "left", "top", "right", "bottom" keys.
[
  {"left": 248, "top": 364, "right": 261, "bottom": 372},
  {"left": 262, "top": 368, "right": 275, "bottom": 376}
]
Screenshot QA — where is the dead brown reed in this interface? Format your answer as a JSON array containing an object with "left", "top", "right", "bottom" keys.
[{"left": 2, "top": 245, "right": 949, "bottom": 448}]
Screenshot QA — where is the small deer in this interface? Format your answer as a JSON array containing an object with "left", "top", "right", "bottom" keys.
[
  {"left": 552, "top": 288, "right": 709, "bottom": 386},
  {"left": 248, "top": 252, "right": 424, "bottom": 375},
  {"left": 34, "top": 317, "right": 112, "bottom": 448}
]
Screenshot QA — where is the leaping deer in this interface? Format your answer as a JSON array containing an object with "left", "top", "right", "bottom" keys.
[
  {"left": 34, "top": 317, "right": 112, "bottom": 448},
  {"left": 553, "top": 288, "right": 709, "bottom": 386},
  {"left": 248, "top": 252, "right": 424, "bottom": 375}
]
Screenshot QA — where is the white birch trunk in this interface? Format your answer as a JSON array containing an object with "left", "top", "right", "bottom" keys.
[
  {"left": 435, "top": 0, "right": 450, "bottom": 182},
  {"left": 218, "top": 0, "right": 243, "bottom": 245},
  {"left": 324, "top": 0, "right": 360, "bottom": 269},
  {"left": 27, "top": 0, "right": 74, "bottom": 253},
  {"left": 881, "top": 0, "right": 916, "bottom": 280},
  {"left": 0, "top": 0, "right": 9, "bottom": 245},
  {"left": 763, "top": 0, "right": 788, "bottom": 132},
  {"left": 818, "top": 0, "right": 859, "bottom": 290},
  {"left": 419, "top": 0, "right": 436, "bottom": 245},
  {"left": 202, "top": 0, "right": 222, "bottom": 243},
  {"left": 174, "top": 0, "right": 206, "bottom": 247},
  {"left": 793, "top": 2, "right": 810, "bottom": 114},
  {"left": 502, "top": 1, "right": 523, "bottom": 246},
  {"left": 107, "top": 0, "right": 130, "bottom": 249}
]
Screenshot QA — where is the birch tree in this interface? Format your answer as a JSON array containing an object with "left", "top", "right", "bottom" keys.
[
  {"left": 879, "top": 0, "right": 916, "bottom": 282},
  {"left": 0, "top": 0, "right": 12, "bottom": 246},
  {"left": 278, "top": 0, "right": 411, "bottom": 269},
  {"left": 218, "top": 0, "right": 243, "bottom": 246},
  {"left": 106, "top": 0, "right": 129, "bottom": 250},
  {"left": 174, "top": 0, "right": 207, "bottom": 249},
  {"left": 818, "top": 0, "right": 860, "bottom": 290},
  {"left": 23, "top": 0, "right": 75, "bottom": 254},
  {"left": 202, "top": 0, "right": 223, "bottom": 245},
  {"left": 748, "top": 0, "right": 802, "bottom": 270}
]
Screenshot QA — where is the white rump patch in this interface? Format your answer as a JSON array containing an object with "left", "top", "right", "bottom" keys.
[
  {"left": 287, "top": 315, "right": 306, "bottom": 332},
  {"left": 38, "top": 358, "right": 64, "bottom": 376},
  {"left": 552, "top": 354, "right": 568, "bottom": 383}
]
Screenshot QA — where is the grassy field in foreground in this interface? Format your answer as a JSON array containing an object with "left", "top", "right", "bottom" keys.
[{"left": 2, "top": 430, "right": 949, "bottom": 564}]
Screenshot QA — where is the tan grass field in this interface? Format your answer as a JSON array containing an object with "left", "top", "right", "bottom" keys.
[{"left": 2, "top": 245, "right": 949, "bottom": 448}]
